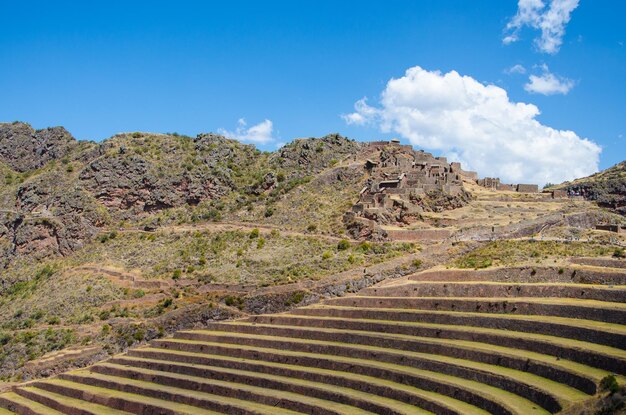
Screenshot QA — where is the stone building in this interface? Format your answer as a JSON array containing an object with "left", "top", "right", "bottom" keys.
[
  {"left": 477, "top": 178, "right": 539, "bottom": 193},
  {"left": 351, "top": 141, "right": 474, "bottom": 222}
]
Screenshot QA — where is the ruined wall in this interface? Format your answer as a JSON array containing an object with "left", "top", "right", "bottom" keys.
[
  {"left": 411, "top": 266, "right": 626, "bottom": 285},
  {"left": 517, "top": 184, "right": 539, "bottom": 193},
  {"left": 386, "top": 228, "right": 452, "bottom": 241}
]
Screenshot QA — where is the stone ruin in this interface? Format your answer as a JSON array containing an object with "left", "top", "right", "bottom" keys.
[
  {"left": 344, "top": 139, "right": 543, "bottom": 240},
  {"left": 345, "top": 140, "right": 476, "bottom": 231},
  {"left": 477, "top": 177, "right": 539, "bottom": 193}
]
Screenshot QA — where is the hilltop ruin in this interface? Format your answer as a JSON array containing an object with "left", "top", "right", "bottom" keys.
[{"left": 344, "top": 139, "right": 546, "bottom": 240}]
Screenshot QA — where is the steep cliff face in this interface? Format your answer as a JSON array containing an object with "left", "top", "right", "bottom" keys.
[{"left": 0, "top": 122, "right": 77, "bottom": 172}]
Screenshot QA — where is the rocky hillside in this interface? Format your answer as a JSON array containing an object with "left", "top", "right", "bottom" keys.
[
  {"left": 0, "top": 123, "right": 367, "bottom": 269},
  {"left": 557, "top": 161, "right": 626, "bottom": 216},
  {"left": 1, "top": 121, "right": 623, "bottom": 386}
]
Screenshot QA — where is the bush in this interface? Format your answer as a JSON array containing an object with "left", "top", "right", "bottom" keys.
[
  {"left": 306, "top": 224, "right": 317, "bottom": 233},
  {"left": 224, "top": 295, "right": 244, "bottom": 310},
  {"left": 285, "top": 291, "right": 306, "bottom": 306},
  {"left": 257, "top": 238, "right": 266, "bottom": 249},
  {"left": 355, "top": 241, "right": 371, "bottom": 253},
  {"left": 264, "top": 207, "right": 274, "bottom": 218},
  {"left": 614, "top": 248, "right": 625, "bottom": 258},
  {"left": 600, "top": 374, "right": 620, "bottom": 394},
  {"left": 412, "top": 259, "right": 423, "bottom": 268},
  {"left": 133, "top": 289, "right": 145, "bottom": 298},
  {"left": 172, "top": 269, "right": 182, "bottom": 279},
  {"left": 337, "top": 239, "right": 350, "bottom": 251},
  {"left": 322, "top": 251, "right": 332, "bottom": 260},
  {"left": 249, "top": 228, "right": 260, "bottom": 239},
  {"left": 47, "top": 316, "right": 60, "bottom": 325}
]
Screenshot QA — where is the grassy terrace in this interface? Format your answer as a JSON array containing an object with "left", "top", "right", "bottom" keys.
[
  {"left": 3, "top": 258, "right": 626, "bottom": 413},
  {"left": 154, "top": 337, "right": 553, "bottom": 415},
  {"left": 86, "top": 362, "right": 408, "bottom": 415},
  {"left": 168, "top": 330, "right": 590, "bottom": 406},
  {"left": 111, "top": 354, "right": 483, "bottom": 415},
  {"left": 242, "top": 314, "right": 626, "bottom": 364},
  {"left": 452, "top": 240, "right": 619, "bottom": 269},
  {"left": 0, "top": 227, "right": 417, "bottom": 379},
  {"left": 208, "top": 322, "right": 613, "bottom": 383},
  {"left": 70, "top": 228, "right": 417, "bottom": 286}
]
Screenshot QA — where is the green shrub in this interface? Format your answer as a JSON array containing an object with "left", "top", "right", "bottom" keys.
[
  {"left": 412, "top": 259, "right": 423, "bottom": 268},
  {"left": 306, "top": 224, "right": 317, "bottom": 233},
  {"left": 337, "top": 239, "right": 350, "bottom": 251},
  {"left": 249, "top": 228, "right": 260, "bottom": 239},
  {"left": 224, "top": 295, "right": 244, "bottom": 310},
  {"left": 600, "top": 374, "right": 619, "bottom": 393},
  {"left": 172, "top": 269, "right": 182, "bottom": 279},
  {"left": 0, "top": 332, "right": 11, "bottom": 346},
  {"left": 133, "top": 329, "right": 145, "bottom": 342},
  {"left": 133, "top": 289, "right": 145, "bottom": 298},
  {"left": 47, "top": 316, "right": 60, "bottom": 325},
  {"left": 322, "top": 251, "right": 332, "bottom": 260},
  {"left": 355, "top": 241, "right": 371, "bottom": 253},
  {"left": 31, "top": 310, "right": 44, "bottom": 320},
  {"left": 285, "top": 291, "right": 306, "bottom": 306},
  {"left": 257, "top": 238, "right": 266, "bottom": 249}
]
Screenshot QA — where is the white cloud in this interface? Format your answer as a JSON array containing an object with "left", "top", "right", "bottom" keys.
[
  {"left": 218, "top": 118, "right": 276, "bottom": 144},
  {"left": 505, "top": 64, "right": 527, "bottom": 75},
  {"left": 504, "top": 0, "right": 580, "bottom": 54},
  {"left": 342, "top": 66, "right": 600, "bottom": 186},
  {"left": 524, "top": 66, "right": 575, "bottom": 95}
]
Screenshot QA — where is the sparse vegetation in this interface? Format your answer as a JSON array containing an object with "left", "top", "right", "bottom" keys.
[{"left": 453, "top": 240, "right": 617, "bottom": 268}]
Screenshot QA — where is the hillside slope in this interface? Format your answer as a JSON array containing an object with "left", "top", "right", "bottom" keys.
[{"left": 556, "top": 161, "right": 626, "bottom": 216}]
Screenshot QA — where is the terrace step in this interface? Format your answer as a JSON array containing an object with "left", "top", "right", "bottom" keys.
[
  {"left": 0, "top": 407, "right": 16, "bottom": 415},
  {"left": 14, "top": 385, "right": 132, "bottom": 415},
  {"left": 150, "top": 336, "right": 555, "bottom": 415},
  {"left": 0, "top": 391, "right": 65, "bottom": 415},
  {"left": 40, "top": 375, "right": 304, "bottom": 415},
  {"left": 244, "top": 313, "right": 626, "bottom": 375},
  {"left": 24, "top": 379, "right": 222, "bottom": 415},
  {"left": 117, "top": 351, "right": 488, "bottom": 415},
  {"left": 284, "top": 306, "right": 626, "bottom": 350},
  {"left": 376, "top": 281, "right": 626, "bottom": 302},
  {"left": 201, "top": 321, "right": 606, "bottom": 394},
  {"left": 325, "top": 296, "right": 626, "bottom": 324},
  {"left": 171, "top": 329, "right": 589, "bottom": 412},
  {"left": 88, "top": 361, "right": 412, "bottom": 415}
]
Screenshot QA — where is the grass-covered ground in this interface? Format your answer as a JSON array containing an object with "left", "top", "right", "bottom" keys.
[
  {"left": 72, "top": 227, "right": 417, "bottom": 286},
  {"left": 0, "top": 226, "right": 418, "bottom": 380},
  {"left": 452, "top": 240, "right": 619, "bottom": 269}
]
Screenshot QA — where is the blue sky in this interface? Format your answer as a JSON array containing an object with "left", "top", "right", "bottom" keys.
[{"left": 0, "top": 1, "right": 624, "bottom": 183}]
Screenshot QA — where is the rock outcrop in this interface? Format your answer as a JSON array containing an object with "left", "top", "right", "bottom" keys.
[{"left": 0, "top": 122, "right": 77, "bottom": 172}]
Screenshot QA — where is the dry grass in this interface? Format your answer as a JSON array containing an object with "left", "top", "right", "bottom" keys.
[{"left": 453, "top": 240, "right": 618, "bottom": 269}]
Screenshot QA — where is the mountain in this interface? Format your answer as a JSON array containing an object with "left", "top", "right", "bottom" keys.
[{"left": 0, "top": 121, "right": 623, "bottom": 384}]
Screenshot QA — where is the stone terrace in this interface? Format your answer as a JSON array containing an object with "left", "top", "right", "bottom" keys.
[{"left": 1, "top": 265, "right": 625, "bottom": 414}]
